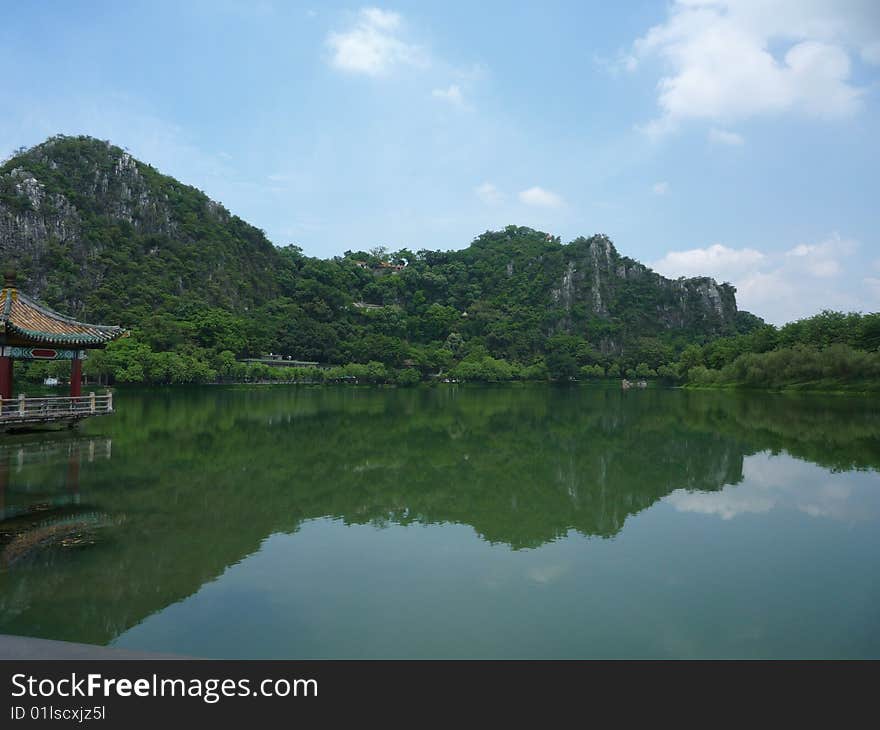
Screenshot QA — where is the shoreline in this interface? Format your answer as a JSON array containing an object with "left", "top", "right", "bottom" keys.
[{"left": 22, "top": 379, "right": 880, "bottom": 397}]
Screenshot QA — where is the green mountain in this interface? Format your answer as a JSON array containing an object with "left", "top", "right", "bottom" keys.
[
  {"left": 1, "top": 135, "right": 761, "bottom": 379},
  {"left": 0, "top": 135, "right": 280, "bottom": 320}
]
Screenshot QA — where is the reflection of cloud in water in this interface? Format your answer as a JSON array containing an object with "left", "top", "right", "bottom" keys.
[
  {"left": 526, "top": 563, "right": 569, "bottom": 585},
  {"left": 665, "top": 452, "right": 877, "bottom": 522},
  {"left": 666, "top": 490, "right": 773, "bottom": 520},
  {"left": 798, "top": 483, "right": 853, "bottom": 520}
]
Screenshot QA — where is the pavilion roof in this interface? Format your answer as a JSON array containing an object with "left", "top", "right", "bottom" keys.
[{"left": 0, "top": 275, "right": 126, "bottom": 346}]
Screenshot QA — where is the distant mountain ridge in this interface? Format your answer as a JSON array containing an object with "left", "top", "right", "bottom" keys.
[{"left": 0, "top": 135, "right": 759, "bottom": 367}]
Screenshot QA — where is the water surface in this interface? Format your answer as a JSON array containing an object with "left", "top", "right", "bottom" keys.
[{"left": 1, "top": 385, "right": 878, "bottom": 658}]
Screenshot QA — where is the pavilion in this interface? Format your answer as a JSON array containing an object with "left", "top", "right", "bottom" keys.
[{"left": 0, "top": 271, "right": 126, "bottom": 401}]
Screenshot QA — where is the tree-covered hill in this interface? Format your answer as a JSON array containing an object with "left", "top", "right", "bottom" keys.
[
  {"left": 1, "top": 135, "right": 765, "bottom": 382},
  {"left": 0, "top": 135, "right": 280, "bottom": 321}
]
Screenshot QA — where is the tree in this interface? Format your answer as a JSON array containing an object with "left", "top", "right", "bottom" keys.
[
  {"left": 678, "top": 345, "right": 703, "bottom": 373},
  {"left": 546, "top": 335, "right": 581, "bottom": 380},
  {"left": 579, "top": 364, "right": 604, "bottom": 379}
]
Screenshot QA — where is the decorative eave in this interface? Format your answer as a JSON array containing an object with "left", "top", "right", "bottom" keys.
[{"left": 0, "top": 272, "right": 127, "bottom": 347}]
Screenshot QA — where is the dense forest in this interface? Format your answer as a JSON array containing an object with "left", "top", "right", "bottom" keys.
[{"left": 2, "top": 135, "right": 878, "bottom": 391}]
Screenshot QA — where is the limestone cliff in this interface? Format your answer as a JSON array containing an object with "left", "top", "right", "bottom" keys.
[{"left": 0, "top": 135, "right": 281, "bottom": 321}]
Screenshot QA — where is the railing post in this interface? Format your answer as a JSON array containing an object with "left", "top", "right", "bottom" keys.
[
  {"left": 106, "top": 389, "right": 113, "bottom": 412},
  {"left": 89, "top": 391, "right": 96, "bottom": 414},
  {"left": 18, "top": 393, "right": 25, "bottom": 416}
]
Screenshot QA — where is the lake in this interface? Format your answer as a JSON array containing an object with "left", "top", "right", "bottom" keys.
[{"left": 1, "top": 384, "right": 878, "bottom": 658}]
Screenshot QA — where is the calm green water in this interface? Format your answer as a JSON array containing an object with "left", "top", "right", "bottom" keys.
[{"left": 1, "top": 384, "right": 878, "bottom": 658}]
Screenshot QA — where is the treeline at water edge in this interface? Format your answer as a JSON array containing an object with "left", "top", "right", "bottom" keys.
[
  {"left": 680, "top": 310, "right": 880, "bottom": 392},
  {"left": 13, "top": 310, "right": 880, "bottom": 392}
]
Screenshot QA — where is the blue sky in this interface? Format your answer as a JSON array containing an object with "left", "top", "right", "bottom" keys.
[{"left": 1, "top": 1, "right": 878, "bottom": 323}]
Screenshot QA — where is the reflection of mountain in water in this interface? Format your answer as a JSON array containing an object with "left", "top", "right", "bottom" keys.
[{"left": 0, "top": 386, "right": 878, "bottom": 646}]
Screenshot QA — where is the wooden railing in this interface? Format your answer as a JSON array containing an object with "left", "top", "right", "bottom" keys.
[{"left": 0, "top": 392, "right": 114, "bottom": 425}]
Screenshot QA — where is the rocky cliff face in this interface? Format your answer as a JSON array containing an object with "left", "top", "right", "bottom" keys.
[
  {"left": 0, "top": 167, "right": 82, "bottom": 278},
  {"left": 487, "top": 229, "right": 742, "bottom": 346},
  {"left": 0, "top": 135, "right": 280, "bottom": 321},
  {"left": 561, "top": 235, "right": 739, "bottom": 333},
  {"left": 563, "top": 236, "right": 737, "bottom": 334}
]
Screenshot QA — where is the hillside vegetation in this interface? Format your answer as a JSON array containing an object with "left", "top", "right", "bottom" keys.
[{"left": 2, "top": 135, "right": 877, "bottom": 389}]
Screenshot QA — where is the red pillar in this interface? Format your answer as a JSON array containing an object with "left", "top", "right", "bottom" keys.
[
  {"left": 0, "top": 356, "right": 12, "bottom": 399},
  {"left": 70, "top": 357, "right": 83, "bottom": 397}
]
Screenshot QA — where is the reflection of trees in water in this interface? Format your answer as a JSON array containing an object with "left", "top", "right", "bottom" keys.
[
  {"left": 0, "top": 386, "right": 877, "bottom": 645},
  {"left": 0, "top": 436, "right": 115, "bottom": 570},
  {"left": 0, "top": 436, "right": 112, "bottom": 518}
]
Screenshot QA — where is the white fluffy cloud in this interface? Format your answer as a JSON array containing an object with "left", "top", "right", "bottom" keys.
[
  {"left": 652, "top": 181, "right": 670, "bottom": 195},
  {"left": 518, "top": 186, "right": 564, "bottom": 208},
  {"left": 654, "top": 243, "right": 765, "bottom": 278},
  {"left": 475, "top": 182, "right": 503, "bottom": 204},
  {"left": 652, "top": 233, "right": 876, "bottom": 323},
  {"left": 785, "top": 238, "right": 854, "bottom": 277},
  {"left": 708, "top": 128, "right": 744, "bottom": 145},
  {"left": 631, "top": 0, "right": 878, "bottom": 135},
  {"left": 431, "top": 84, "right": 464, "bottom": 105},
  {"left": 327, "top": 7, "right": 425, "bottom": 76}
]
